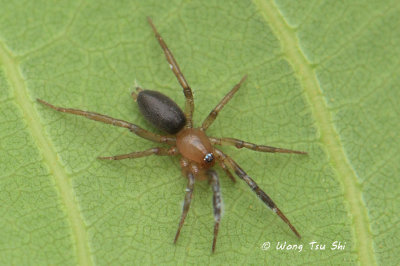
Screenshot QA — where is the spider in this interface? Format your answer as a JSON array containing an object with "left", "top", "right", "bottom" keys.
[{"left": 37, "top": 17, "right": 306, "bottom": 253}]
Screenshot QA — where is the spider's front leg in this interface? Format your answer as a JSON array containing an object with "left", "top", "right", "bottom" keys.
[
  {"left": 174, "top": 159, "right": 195, "bottom": 244},
  {"left": 207, "top": 169, "right": 222, "bottom": 253},
  {"left": 214, "top": 148, "right": 301, "bottom": 238}
]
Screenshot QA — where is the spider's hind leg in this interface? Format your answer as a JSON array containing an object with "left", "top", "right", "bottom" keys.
[
  {"left": 36, "top": 98, "right": 176, "bottom": 144},
  {"left": 98, "top": 147, "right": 178, "bottom": 160},
  {"left": 147, "top": 17, "right": 194, "bottom": 128}
]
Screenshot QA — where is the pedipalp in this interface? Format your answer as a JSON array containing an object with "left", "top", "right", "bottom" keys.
[{"left": 217, "top": 160, "right": 236, "bottom": 183}]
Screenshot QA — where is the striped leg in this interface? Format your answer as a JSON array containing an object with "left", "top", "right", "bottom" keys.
[
  {"left": 174, "top": 171, "right": 195, "bottom": 244},
  {"left": 210, "top": 137, "right": 306, "bottom": 155},
  {"left": 208, "top": 169, "right": 222, "bottom": 253},
  {"left": 214, "top": 148, "right": 301, "bottom": 238}
]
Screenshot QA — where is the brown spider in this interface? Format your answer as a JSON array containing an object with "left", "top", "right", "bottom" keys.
[{"left": 37, "top": 17, "right": 306, "bottom": 253}]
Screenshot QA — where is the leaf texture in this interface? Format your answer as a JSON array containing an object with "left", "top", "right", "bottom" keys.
[{"left": 0, "top": 0, "right": 398, "bottom": 265}]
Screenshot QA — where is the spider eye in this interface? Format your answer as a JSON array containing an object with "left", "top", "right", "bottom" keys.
[{"left": 204, "top": 153, "right": 214, "bottom": 163}]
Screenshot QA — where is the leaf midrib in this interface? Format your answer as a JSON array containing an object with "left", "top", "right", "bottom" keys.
[
  {"left": 0, "top": 42, "right": 94, "bottom": 266},
  {"left": 0, "top": 2, "right": 376, "bottom": 263},
  {"left": 253, "top": 0, "right": 375, "bottom": 264}
]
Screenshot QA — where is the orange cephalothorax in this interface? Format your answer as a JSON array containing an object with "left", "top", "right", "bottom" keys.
[{"left": 176, "top": 128, "right": 215, "bottom": 168}]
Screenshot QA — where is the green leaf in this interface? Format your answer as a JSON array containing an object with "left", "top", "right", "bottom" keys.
[{"left": 0, "top": 0, "right": 398, "bottom": 265}]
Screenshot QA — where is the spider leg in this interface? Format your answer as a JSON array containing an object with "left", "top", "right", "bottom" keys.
[
  {"left": 210, "top": 137, "right": 307, "bottom": 155},
  {"left": 98, "top": 147, "right": 178, "bottom": 160},
  {"left": 174, "top": 171, "right": 195, "bottom": 244},
  {"left": 201, "top": 75, "right": 247, "bottom": 131},
  {"left": 214, "top": 148, "right": 301, "bottom": 238},
  {"left": 208, "top": 169, "right": 222, "bottom": 253},
  {"left": 147, "top": 17, "right": 194, "bottom": 128},
  {"left": 217, "top": 160, "right": 236, "bottom": 183},
  {"left": 37, "top": 99, "right": 175, "bottom": 144}
]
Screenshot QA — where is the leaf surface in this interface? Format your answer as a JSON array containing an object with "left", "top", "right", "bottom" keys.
[{"left": 0, "top": 0, "right": 398, "bottom": 265}]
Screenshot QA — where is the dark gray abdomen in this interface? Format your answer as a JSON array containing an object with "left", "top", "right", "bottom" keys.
[{"left": 137, "top": 90, "right": 186, "bottom": 134}]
